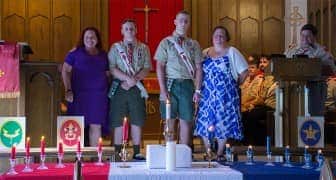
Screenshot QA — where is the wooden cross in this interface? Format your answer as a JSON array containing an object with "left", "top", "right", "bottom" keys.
[
  {"left": 134, "top": 0, "right": 159, "bottom": 43},
  {"left": 289, "top": 6, "right": 304, "bottom": 45}
]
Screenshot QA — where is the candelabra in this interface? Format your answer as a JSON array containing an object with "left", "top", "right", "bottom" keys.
[
  {"left": 225, "top": 145, "right": 233, "bottom": 165},
  {"left": 95, "top": 151, "right": 104, "bottom": 166},
  {"left": 7, "top": 158, "right": 18, "bottom": 175},
  {"left": 265, "top": 151, "right": 275, "bottom": 166},
  {"left": 163, "top": 120, "right": 174, "bottom": 142},
  {"left": 22, "top": 156, "right": 33, "bottom": 172},
  {"left": 55, "top": 153, "right": 65, "bottom": 168},
  {"left": 283, "top": 151, "right": 293, "bottom": 167},
  {"left": 245, "top": 147, "right": 254, "bottom": 165},
  {"left": 37, "top": 154, "right": 48, "bottom": 170},
  {"left": 302, "top": 153, "right": 312, "bottom": 169},
  {"left": 206, "top": 148, "right": 216, "bottom": 168},
  {"left": 118, "top": 142, "right": 130, "bottom": 168},
  {"left": 315, "top": 152, "right": 324, "bottom": 171}
]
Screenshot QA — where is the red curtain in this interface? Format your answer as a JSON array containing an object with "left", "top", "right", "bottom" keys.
[{"left": 109, "top": 0, "right": 183, "bottom": 71}]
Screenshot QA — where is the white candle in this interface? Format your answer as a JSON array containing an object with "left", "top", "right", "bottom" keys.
[
  {"left": 166, "top": 99, "right": 171, "bottom": 121},
  {"left": 304, "top": 145, "right": 309, "bottom": 155},
  {"left": 166, "top": 141, "right": 176, "bottom": 171},
  {"left": 304, "top": 85, "right": 309, "bottom": 116}
]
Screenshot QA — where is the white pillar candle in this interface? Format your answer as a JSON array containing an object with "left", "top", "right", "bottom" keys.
[
  {"left": 304, "top": 85, "right": 309, "bottom": 116},
  {"left": 166, "top": 141, "right": 176, "bottom": 171},
  {"left": 166, "top": 99, "right": 171, "bottom": 121}
]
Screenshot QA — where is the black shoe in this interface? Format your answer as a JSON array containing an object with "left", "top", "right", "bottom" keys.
[
  {"left": 133, "top": 153, "right": 146, "bottom": 161},
  {"left": 216, "top": 155, "right": 226, "bottom": 162}
]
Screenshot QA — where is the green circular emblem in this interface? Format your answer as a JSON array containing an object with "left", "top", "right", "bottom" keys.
[{"left": 0, "top": 121, "right": 23, "bottom": 148}]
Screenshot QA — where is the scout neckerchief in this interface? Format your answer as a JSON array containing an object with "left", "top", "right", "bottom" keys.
[
  {"left": 115, "top": 41, "right": 149, "bottom": 99},
  {"left": 167, "top": 36, "right": 195, "bottom": 78}
]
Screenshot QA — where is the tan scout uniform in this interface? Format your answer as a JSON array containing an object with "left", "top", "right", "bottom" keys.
[
  {"left": 108, "top": 41, "right": 151, "bottom": 128},
  {"left": 240, "top": 74, "right": 264, "bottom": 112},
  {"left": 154, "top": 32, "right": 202, "bottom": 79},
  {"left": 326, "top": 76, "right": 336, "bottom": 110},
  {"left": 254, "top": 75, "right": 277, "bottom": 109},
  {"left": 154, "top": 32, "right": 202, "bottom": 121},
  {"left": 108, "top": 41, "right": 151, "bottom": 74}
]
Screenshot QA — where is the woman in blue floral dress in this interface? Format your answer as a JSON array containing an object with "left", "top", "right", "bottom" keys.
[{"left": 195, "top": 26, "right": 248, "bottom": 159}]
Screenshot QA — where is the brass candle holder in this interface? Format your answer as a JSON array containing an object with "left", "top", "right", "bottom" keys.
[
  {"left": 205, "top": 125, "right": 216, "bottom": 168},
  {"left": 163, "top": 120, "right": 174, "bottom": 142},
  {"left": 118, "top": 141, "right": 130, "bottom": 168},
  {"left": 206, "top": 147, "right": 216, "bottom": 168}
]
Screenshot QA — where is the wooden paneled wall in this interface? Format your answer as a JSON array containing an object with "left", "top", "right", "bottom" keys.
[
  {"left": 184, "top": 0, "right": 285, "bottom": 57},
  {"left": 0, "top": 0, "right": 109, "bottom": 62},
  {"left": 308, "top": 0, "right": 336, "bottom": 57},
  {"left": 1, "top": 0, "right": 287, "bottom": 60}
]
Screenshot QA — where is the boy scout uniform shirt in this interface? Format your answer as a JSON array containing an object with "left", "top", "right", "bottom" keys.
[
  {"left": 258, "top": 75, "right": 277, "bottom": 109},
  {"left": 242, "top": 75, "right": 277, "bottom": 110},
  {"left": 108, "top": 41, "right": 152, "bottom": 74},
  {"left": 326, "top": 77, "right": 336, "bottom": 110},
  {"left": 285, "top": 42, "right": 336, "bottom": 73},
  {"left": 154, "top": 33, "right": 203, "bottom": 79},
  {"left": 240, "top": 74, "right": 264, "bottom": 112}
]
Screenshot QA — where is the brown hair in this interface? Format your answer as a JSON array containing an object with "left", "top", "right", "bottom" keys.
[
  {"left": 212, "top": 25, "right": 231, "bottom": 42},
  {"left": 121, "top": 18, "right": 137, "bottom": 28},
  {"left": 248, "top": 59, "right": 260, "bottom": 66},
  {"left": 77, "top": 27, "right": 103, "bottom": 50},
  {"left": 301, "top": 24, "right": 318, "bottom": 37},
  {"left": 176, "top": 10, "right": 190, "bottom": 18}
]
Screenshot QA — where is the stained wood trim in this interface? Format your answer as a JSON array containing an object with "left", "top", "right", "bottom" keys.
[
  {"left": 320, "top": 0, "right": 324, "bottom": 44},
  {"left": 101, "top": 0, "right": 109, "bottom": 50},
  {"left": 328, "top": 0, "right": 332, "bottom": 50}
]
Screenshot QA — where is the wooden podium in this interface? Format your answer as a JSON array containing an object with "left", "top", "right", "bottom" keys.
[{"left": 266, "top": 57, "right": 322, "bottom": 147}]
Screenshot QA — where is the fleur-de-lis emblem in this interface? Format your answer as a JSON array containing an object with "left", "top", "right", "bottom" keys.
[{"left": 303, "top": 125, "right": 319, "bottom": 141}]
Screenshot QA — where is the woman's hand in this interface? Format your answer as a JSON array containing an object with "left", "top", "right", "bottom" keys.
[
  {"left": 193, "top": 91, "right": 201, "bottom": 103},
  {"left": 65, "top": 90, "right": 74, "bottom": 103}
]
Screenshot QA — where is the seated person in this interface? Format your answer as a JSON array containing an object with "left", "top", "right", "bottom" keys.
[
  {"left": 259, "top": 54, "right": 270, "bottom": 72},
  {"left": 325, "top": 75, "right": 336, "bottom": 111},
  {"left": 240, "top": 57, "right": 263, "bottom": 112},
  {"left": 242, "top": 55, "right": 276, "bottom": 145}
]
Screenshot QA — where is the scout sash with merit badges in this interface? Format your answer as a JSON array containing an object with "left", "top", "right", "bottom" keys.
[
  {"left": 115, "top": 42, "right": 149, "bottom": 99},
  {"left": 167, "top": 37, "right": 195, "bottom": 78}
]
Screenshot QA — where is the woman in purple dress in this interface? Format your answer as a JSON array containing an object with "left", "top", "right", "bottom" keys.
[{"left": 62, "top": 27, "right": 109, "bottom": 147}]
